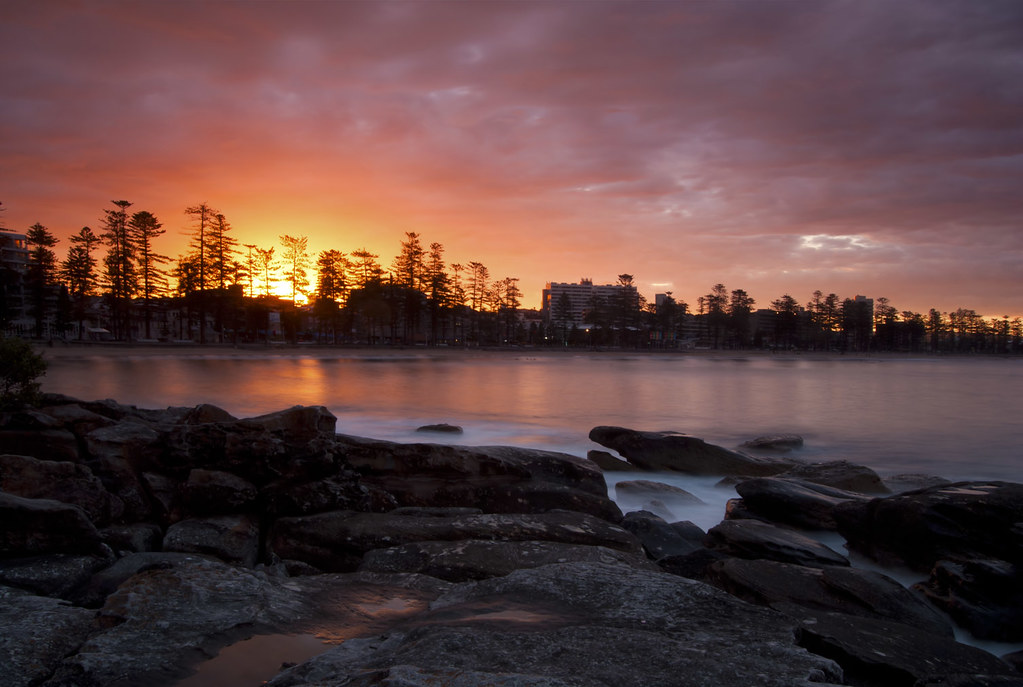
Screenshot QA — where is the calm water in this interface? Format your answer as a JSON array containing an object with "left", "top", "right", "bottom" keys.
[{"left": 41, "top": 350, "right": 1022, "bottom": 484}]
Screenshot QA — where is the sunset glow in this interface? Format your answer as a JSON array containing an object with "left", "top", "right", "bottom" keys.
[{"left": 2, "top": 1, "right": 1021, "bottom": 316}]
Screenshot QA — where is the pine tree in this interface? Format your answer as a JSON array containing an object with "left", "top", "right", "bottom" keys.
[
  {"left": 61, "top": 226, "right": 100, "bottom": 339},
  {"left": 25, "top": 223, "right": 59, "bottom": 338},
  {"left": 100, "top": 200, "right": 137, "bottom": 340}
]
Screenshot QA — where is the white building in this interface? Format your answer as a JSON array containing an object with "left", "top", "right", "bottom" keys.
[{"left": 541, "top": 278, "right": 638, "bottom": 327}]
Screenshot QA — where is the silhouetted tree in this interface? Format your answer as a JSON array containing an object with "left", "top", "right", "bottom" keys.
[
  {"left": 280, "top": 234, "right": 310, "bottom": 302},
  {"left": 255, "top": 246, "right": 277, "bottom": 297},
  {"left": 129, "top": 211, "right": 169, "bottom": 339},
  {"left": 61, "top": 226, "right": 100, "bottom": 339},
  {"left": 25, "top": 223, "right": 58, "bottom": 339},
  {"left": 770, "top": 294, "right": 800, "bottom": 349},
  {"left": 100, "top": 200, "right": 137, "bottom": 340},
  {"left": 703, "top": 283, "right": 728, "bottom": 348}
]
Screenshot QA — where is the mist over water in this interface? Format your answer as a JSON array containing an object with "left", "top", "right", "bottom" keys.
[{"left": 43, "top": 351, "right": 1022, "bottom": 484}]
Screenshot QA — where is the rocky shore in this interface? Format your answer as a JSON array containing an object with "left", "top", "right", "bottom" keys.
[{"left": 1, "top": 397, "right": 1021, "bottom": 686}]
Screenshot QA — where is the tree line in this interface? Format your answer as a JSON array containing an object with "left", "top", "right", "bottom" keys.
[
  {"left": 2, "top": 200, "right": 526, "bottom": 346},
  {"left": 3, "top": 198, "right": 1019, "bottom": 353}
]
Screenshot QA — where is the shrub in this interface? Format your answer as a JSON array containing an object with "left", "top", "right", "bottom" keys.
[{"left": 0, "top": 336, "right": 47, "bottom": 409}]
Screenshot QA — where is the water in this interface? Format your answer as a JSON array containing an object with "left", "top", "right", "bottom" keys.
[{"left": 41, "top": 349, "right": 1023, "bottom": 484}]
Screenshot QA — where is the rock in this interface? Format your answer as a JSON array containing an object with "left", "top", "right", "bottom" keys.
[
  {"left": 268, "top": 510, "right": 644, "bottom": 573},
  {"left": 883, "top": 473, "right": 951, "bottom": 493},
  {"left": 416, "top": 423, "right": 463, "bottom": 434},
  {"left": 778, "top": 460, "right": 890, "bottom": 494},
  {"left": 0, "top": 493, "right": 104, "bottom": 557},
  {"left": 0, "top": 423, "right": 80, "bottom": 463},
  {"left": 46, "top": 556, "right": 449, "bottom": 687},
  {"left": 85, "top": 420, "right": 163, "bottom": 473},
  {"left": 266, "top": 562, "right": 843, "bottom": 687},
  {"left": 741, "top": 434, "right": 805, "bottom": 452},
  {"left": 588, "top": 426, "right": 796, "bottom": 476},
  {"left": 917, "top": 557, "right": 1023, "bottom": 641},
  {"left": 339, "top": 436, "right": 622, "bottom": 521},
  {"left": 0, "top": 551, "right": 114, "bottom": 599},
  {"left": 615, "top": 479, "right": 704, "bottom": 503},
  {"left": 706, "top": 557, "right": 953, "bottom": 637},
  {"left": 0, "top": 584, "right": 96, "bottom": 687},
  {"left": 0, "top": 453, "right": 115, "bottom": 524},
  {"left": 731, "top": 477, "right": 871, "bottom": 530},
  {"left": 834, "top": 481, "right": 1023, "bottom": 571},
  {"left": 706, "top": 519, "right": 850, "bottom": 568},
  {"left": 100, "top": 522, "right": 164, "bottom": 554},
  {"left": 359, "top": 539, "right": 657, "bottom": 581},
  {"left": 176, "top": 468, "right": 258, "bottom": 518},
  {"left": 619, "top": 511, "right": 707, "bottom": 560},
  {"left": 586, "top": 449, "right": 633, "bottom": 471},
  {"left": 788, "top": 607, "right": 1018, "bottom": 687},
  {"left": 179, "top": 403, "right": 237, "bottom": 424},
  {"left": 260, "top": 475, "right": 395, "bottom": 517},
  {"left": 38, "top": 402, "right": 115, "bottom": 436},
  {"left": 657, "top": 548, "right": 731, "bottom": 581},
  {"left": 163, "top": 514, "right": 261, "bottom": 567}
]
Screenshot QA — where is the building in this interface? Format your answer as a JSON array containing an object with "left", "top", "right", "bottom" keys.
[
  {"left": 541, "top": 278, "right": 638, "bottom": 328},
  {"left": 0, "top": 228, "right": 30, "bottom": 330}
]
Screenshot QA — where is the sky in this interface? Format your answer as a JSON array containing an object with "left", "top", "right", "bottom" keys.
[{"left": 2, "top": 0, "right": 1021, "bottom": 316}]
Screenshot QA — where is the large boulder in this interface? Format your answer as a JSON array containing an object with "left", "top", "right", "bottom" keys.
[
  {"left": 789, "top": 607, "right": 1018, "bottom": 687},
  {"left": 731, "top": 477, "right": 871, "bottom": 530},
  {"left": 834, "top": 481, "right": 1023, "bottom": 571},
  {"left": 706, "top": 557, "right": 953, "bottom": 637},
  {"left": 588, "top": 426, "right": 796, "bottom": 476},
  {"left": 0, "top": 409, "right": 80, "bottom": 462},
  {"left": 338, "top": 436, "right": 622, "bottom": 521},
  {"left": 268, "top": 509, "right": 644, "bottom": 572},
  {"left": 175, "top": 468, "right": 258, "bottom": 519},
  {"left": 0, "top": 493, "right": 104, "bottom": 557},
  {"left": 706, "top": 519, "right": 850, "bottom": 568},
  {"left": 0, "top": 453, "right": 115, "bottom": 524},
  {"left": 917, "top": 557, "right": 1023, "bottom": 641},
  {"left": 619, "top": 511, "right": 707, "bottom": 560},
  {"left": 163, "top": 514, "right": 261, "bottom": 567},
  {"left": 264, "top": 562, "right": 843, "bottom": 687}
]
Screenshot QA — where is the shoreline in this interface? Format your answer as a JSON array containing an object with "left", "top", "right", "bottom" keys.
[{"left": 32, "top": 340, "right": 1015, "bottom": 362}]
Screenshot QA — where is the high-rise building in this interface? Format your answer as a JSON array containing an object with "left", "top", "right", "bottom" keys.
[{"left": 541, "top": 278, "right": 638, "bottom": 327}]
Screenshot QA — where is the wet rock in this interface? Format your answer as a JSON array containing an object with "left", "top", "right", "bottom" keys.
[
  {"left": 883, "top": 473, "right": 951, "bottom": 493},
  {"left": 359, "top": 539, "right": 657, "bottom": 582},
  {"left": 619, "top": 510, "right": 707, "bottom": 560},
  {"left": 917, "top": 557, "right": 1023, "bottom": 641},
  {"left": 741, "top": 434, "right": 804, "bottom": 452},
  {"left": 177, "top": 468, "right": 258, "bottom": 518},
  {"left": 266, "top": 562, "right": 843, "bottom": 687},
  {"left": 588, "top": 426, "right": 796, "bottom": 476},
  {"left": 339, "top": 436, "right": 621, "bottom": 521},
  {"left": 706, "top": 519, "right": 850, "bottom": 568},
  {"left": 706, "top": 557, "right": 953, "bottom": 637},
  {"left": 163, "top": 514, "right": 261, "bottom": 567},
  {"left": 615, "top": 479, "right": 704, "bottom": 502},
  {"left": 416, "top": 423, "right": 463, "bottom": 434},
  {"left": 834, "top": 481, "right": 1023, "bottom": 571},
  {"left": 0, "top": 584, "right": 95, "bottom": 687},
  {"left": 0, "top": 493, "right": 104, "bottom": 557},
  {"left": 586, "top": 449, "right": 633, "bottom": 471},
  {"left": 778, "top": 459, "right": 890, "bottom": 494},
  {"left": 731, "top": 477, "right": 871, "bottom": 530},
  {"left": 789, "top": 607, "right": 1018, "bottom": 687},
  {"left": 0, "top": 453, "right": 115, "bottom": 524},
  {"left": 268, "top": 510, "right": 643, "bottom": 573}
]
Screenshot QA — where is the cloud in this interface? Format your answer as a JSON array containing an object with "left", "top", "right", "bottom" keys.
[{"left": 1, "top": 0, "right": 1021, "bottom": 315}]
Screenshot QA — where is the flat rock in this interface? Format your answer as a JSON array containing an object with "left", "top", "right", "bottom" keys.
[
  {"left": 706, "top": 519, "right": 850, "bottom": 568},
  {"left": 358, "top": 539, "right": 657, "bottom": 581},
  {"left": 588, "top": 426, "right": 796, "bottom": 476},
  {"left": 778, "top": 460, "right": 890, "bottom": 494},
  {"left": 269, "top": 509, "right": 643, "bottom": 573},
  {"left": 706, "top": 557, "right": 953, "bottom": 637},
  {"left": 0, "top": 551, "right": 113, "bottom": 599},
  {"left": 265, "top": 562, "right": 843, "bottom": 687},
  {"left": 415, "top": 423, "right": 463, "bottom": 434},
  {"left": 732, "top": 477, "right": 871, "bottom": 530}
]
